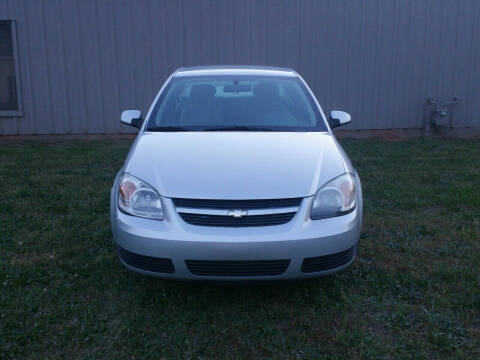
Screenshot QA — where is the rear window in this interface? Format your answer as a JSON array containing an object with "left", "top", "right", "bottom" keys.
[{"left": 147, "top": 75, "right": 327, "bottom": 131}]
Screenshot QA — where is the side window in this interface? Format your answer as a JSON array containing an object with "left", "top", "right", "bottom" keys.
[{"left": 0, "top": 20, "right": 22, "bottom": 116}]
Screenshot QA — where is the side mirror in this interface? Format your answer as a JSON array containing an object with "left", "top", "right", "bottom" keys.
[
  {"left": 329, "top": 110, "right": 351, "bottom": 129},
  {"left": 121, "top": 110, "right": 143, "bottom": 129}
]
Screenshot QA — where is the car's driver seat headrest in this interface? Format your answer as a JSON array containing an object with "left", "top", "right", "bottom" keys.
[{"left": 253, "top": 81, "right": 281, "bottom": 99}]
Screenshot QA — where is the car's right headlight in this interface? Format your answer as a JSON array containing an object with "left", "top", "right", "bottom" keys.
[
  {"left": 310, "top": 173, "right": 356, "bottom": 220},
  {"left": 117, "top": 173, "right": 164, "bottom": 220}
]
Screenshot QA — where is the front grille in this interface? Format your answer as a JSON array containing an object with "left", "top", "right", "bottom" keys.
[
  {"left": 117, "top": 246, "right": 174, "bottom": 273},
  {"left": 185, "top": 259, "right": 290, "bottom": 276},
  {"left": 179, "top": 212, "right": 295, "bottom": 227},
  {"left": 172, "top": 197, "right": 302, "bottom": 209},
  {"left": 301, "top": 246, "right": 355, "bottom": 273}
]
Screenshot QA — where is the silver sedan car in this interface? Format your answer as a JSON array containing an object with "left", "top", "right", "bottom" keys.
[{"left": 111, "top": 66, "right": 363, "bottom": 280}]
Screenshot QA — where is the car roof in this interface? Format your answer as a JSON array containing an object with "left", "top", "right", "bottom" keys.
[{"left": 173, "top": 65, "right": 298, "bottom": 77}]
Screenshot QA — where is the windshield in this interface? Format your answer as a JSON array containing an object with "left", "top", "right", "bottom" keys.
[{"left": 146, "top": 75, "right": 327, "bottom": 131}]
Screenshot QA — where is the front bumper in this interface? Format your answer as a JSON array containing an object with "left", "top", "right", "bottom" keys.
[{"left": 112, "top": 196, "right": 361, "bottom": 280}]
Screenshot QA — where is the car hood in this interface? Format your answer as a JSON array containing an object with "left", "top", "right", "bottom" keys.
[{"left": 124, "top": 132, "right": 346, "bottom": 199}]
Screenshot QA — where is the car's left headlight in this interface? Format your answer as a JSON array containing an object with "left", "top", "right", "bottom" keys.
[
  {"left": 117, "top": 173, "right": 164, "bottom": 220},
  {"left": 310, "top": 173, "right": 356, "bottom": 220}
]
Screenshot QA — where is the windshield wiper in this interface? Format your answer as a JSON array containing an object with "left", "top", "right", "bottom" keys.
[
  {"left": 146, "top": 126, "right": 191, "bottom": 132},
  {"left": 204, "top": 126, "right": 274, "bottom": 131},
  {"left": 147, "top": 126, "right": 275, "bottom": 132}
]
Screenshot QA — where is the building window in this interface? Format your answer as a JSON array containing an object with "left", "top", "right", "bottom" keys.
[{"left": 0, "top": 20, "right": 22, "bottom": 116}]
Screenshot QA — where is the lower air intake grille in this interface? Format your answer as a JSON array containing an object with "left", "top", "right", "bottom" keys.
[
  {"left": 179, "top": 212, "right": 295, "bottom": 227},
  {"left": 301, "top": 246, "right": 355, "bottom": 273},
  {"left": 118, "top": 246, "right": 174, "bottom": 273},
  {"left": 185, "top": 259, "right": 290, "bottom": 276}
]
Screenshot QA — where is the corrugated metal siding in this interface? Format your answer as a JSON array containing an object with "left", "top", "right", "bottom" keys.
[{"left": 0, "top": 0, "right": 479, "bottom": 134}]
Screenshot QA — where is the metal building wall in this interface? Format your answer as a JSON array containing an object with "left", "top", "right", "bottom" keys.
[{"left": 0, "top": 0, "right": 479, "bottom": 134}]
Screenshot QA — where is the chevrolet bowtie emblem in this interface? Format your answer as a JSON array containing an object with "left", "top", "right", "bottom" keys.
[{"left": 227, "top": 209, "right": 248, "bottom": 218}]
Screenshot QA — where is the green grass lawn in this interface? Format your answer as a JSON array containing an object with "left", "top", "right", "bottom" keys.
[{"left": 0, "top": 138, "right": 479, "bottom": 359}]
